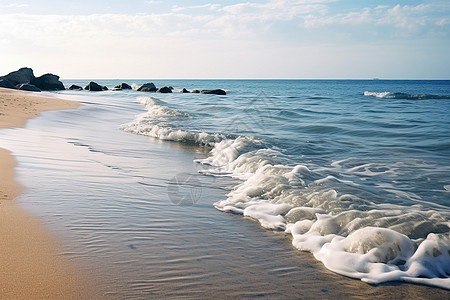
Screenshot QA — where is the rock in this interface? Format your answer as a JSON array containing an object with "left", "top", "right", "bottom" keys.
[
  {"left": 3, "top": 67, "right": 35, "bottom": 85},
  {"left": 181, "top": 88, "right": 190, "bottom": 93},
  {"left": 137, "top": 83, "right": 156, "bottom": 91},
  {"left": 191, "top": 90, "right": 201, "bottom": 93},
  {"left": 84, "top": 81, "right": 104, "bottom": 91},
  {"left": 114, "top": 83, "right": 132, "bottom": 90},
  {"left": 102, "top": 86, "right": 109, "bottom": 91},
  {"left": 17, "top": 83, "right": 41, "bottom": 92},
  {"left": 68, "top": 84, "right": 83, "bottom": 90},
  {"left": 201, "top": 89, "right": 226, "bottom": 95},
  {"left": 157, "top": 86, "right": 172, "bottom": 93},
  {"left": 168, "top": 86, "right": 174, "bottom": 90},
  {"left": 139, "top": 87, "right": 157, "bottom": 92},
  {"left": 30, "top": 73, "right": 65, "bottom": 90},
  {"left": 0, "top": 79, "right": 17, "bottom": 89}
]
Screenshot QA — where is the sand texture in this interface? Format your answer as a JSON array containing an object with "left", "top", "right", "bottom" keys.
[
  {"left": 0, "top": 88, "right": 100, "bottom": 299},
  {"left": 0, "top": 87, "right": 80, "bottom": 128}
]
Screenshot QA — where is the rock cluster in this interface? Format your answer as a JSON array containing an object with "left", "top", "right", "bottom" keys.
[
  {"left": 114, "top": 82, "right": 226, "bottom": 95},
  {"left": 0, "top": 67, "right": 65, "bottom": 92},
  {"left": 0, "top": 68, "right": 227, "bottom": 95}
]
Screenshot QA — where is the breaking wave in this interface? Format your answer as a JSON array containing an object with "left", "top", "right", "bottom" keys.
[
  {"left": 364, "top": 91, "right": 450, "bottom": 100},
  {"left": 121, "top": 97, "right": 225, "bottom": 146},
  {"left": 122, "top": 95, "right": 450, "bottom": 290}
]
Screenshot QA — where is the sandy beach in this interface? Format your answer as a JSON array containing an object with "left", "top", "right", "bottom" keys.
[{"left": 0, "top": 87, "right": 98, "bottom": 299}]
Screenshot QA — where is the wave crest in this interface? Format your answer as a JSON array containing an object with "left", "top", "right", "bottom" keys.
[{"left": 364, "top": 91, "right": 450, "bottom": 100}]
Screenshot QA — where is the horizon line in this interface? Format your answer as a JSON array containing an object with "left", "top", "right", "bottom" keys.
[{"left": 60, "top": 78, "right": 450, "bottom": 81}]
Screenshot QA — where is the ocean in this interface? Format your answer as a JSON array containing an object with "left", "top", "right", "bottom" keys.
[{"left": 1, "top": 79, "right": 449, "bottom": 297}]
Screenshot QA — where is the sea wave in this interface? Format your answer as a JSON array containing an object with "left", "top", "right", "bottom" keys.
[
  {"left": 121, "top": 96, "right": 226, "bottom": 146},
  {"left": 205, "top": 138, "right": 450, "bottom": 289},
  {"left": 364, "top": 91, "right": 450, "bottom": 100},
  {"left": 122, "top": 95, "right": 450, "bottom": 290}
]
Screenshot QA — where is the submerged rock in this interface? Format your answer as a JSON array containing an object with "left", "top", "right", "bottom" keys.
[
  {"left": 157, "top": 86, "right": 172, "bottom": 93},
  {"left": 201, "top": 89, "right": 227, "bottom": 95},
  {"left": 17, "top": 83, "right": 41, "bottom": 92},
  {"left": 137, "top": 83, "right": 156, "bottom": 91},
  {"left": 30, "top": 74, "right": 65, "bottom": 90},
  {"left": 84, "top": 81, "right": 104, "bottom": 91},
  {"left": 0, "top": 79, "right": 17, "bottom": 89},
  {"left": 2, "top": 67, "right": 35, "bottom": 85},
  {"left": 181, "top": 88, "right": 190, "bottom": 93},
  {"left": 191, "top": 89, "right": 200, "bottom": 93},
  {"left": 68, "top": 84, "right": 83, "bottom": 90}
]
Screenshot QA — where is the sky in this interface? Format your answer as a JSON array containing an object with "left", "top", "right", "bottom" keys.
[{"left": 1, "top": 0, "right": 449, "bottom": 79}]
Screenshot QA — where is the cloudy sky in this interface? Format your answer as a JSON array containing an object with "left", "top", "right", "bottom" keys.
[{"left": 1, "top": 0, "right": 449, "bottom": 79}]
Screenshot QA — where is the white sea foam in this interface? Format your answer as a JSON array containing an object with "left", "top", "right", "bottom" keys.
[
  {"left": 137, "top": 96, "right": 190, "bottom": 118},
  {"left": 204, "top": 134, "right": 449, "bottom": 289},
  {"left": 123, "top": 95, "right": 450, "bottom": 289},
  {"left": 364, "top": 91, "right": 450, "bottom": 100},
  {"left": 364, "top": 91, "right": 393, "bottom": 98},
  {"left": 121, "top": 97, "right": 226, "bottom": 146}
]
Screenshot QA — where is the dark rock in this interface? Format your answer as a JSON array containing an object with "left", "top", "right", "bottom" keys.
[
  {"left": 114, "top": 83, "right": 132, "bottom": 90},
  {"left": 0, "top": 79, "right": 17, "bottom": 89},
  {"left": 139, "top": 87, "right": 157, "bottom": 92},
  {"left": 168, "top": 86, "right": 174, "bottom": 90},
  {"left": 102, "top": 86, "right": 108, "bottom": 91},
  {"left": 3, "top": 67, "right": 35, "bottom": 85},
  {"left": 84, "top": 81, "right": 104, "bottom": 91},
  {"left": 68, "top": 84, "right": 83, "bottom": 90},
  {"left": 17, "top": 83, "right": 41, "bottom": 92},
  {"left": 30, "top": 73, "right": 65, "bottom": 90},
  {"left": 201, "top": 89, "right": 226, "bottom": 95},
  {"left": 181, "top": 88, "right": 190, "bottom": 93},
  {"left": 191, "top": 89, "right": 201, "bottom": 93},
  {"left": 157, "top": 86, "right": 172, "bottom": 93},
  {"left": 137, "top": 83, "right": 156, "bottom": 91}
]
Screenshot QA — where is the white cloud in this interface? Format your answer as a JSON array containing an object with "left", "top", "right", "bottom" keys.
[
  {"left": 1, "top": 2, "right": 448, "bottom": 43},
  {"left": 301, "top": 2, "right": 449, "bottom": 39},
  {"left": 171, "top": 3, "right": 221, "bottom": 13},
  {"left": 436, "top": 18, "right": 449, "bottom": 26},
  {"left": 7, "top": 3, "right": 28, "bottom": 8},
  {"left": 221, "top": 0, "right": 329, "bottom": 19},
  {"left": 1, "top": 1, "right": 449, "bottom": 78}
]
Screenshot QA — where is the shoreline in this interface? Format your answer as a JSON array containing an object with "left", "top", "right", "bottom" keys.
[
  {"left": 0, "top": 87, "right": 448, "bottom": 298},
  {"left": 0, "top": 87, "right": 99, "bottom": 299}
]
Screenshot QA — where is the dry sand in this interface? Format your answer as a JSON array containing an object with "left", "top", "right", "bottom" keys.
[
  {"left": 0, "top": 87, "right": 100, "bottom": 299},
  {"left": 0, "top": 87, "right": 79, "bottom": 128}
]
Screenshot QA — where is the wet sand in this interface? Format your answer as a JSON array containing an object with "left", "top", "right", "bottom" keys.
[{"left": 0, "top": 87, "right": 99, "bottom": 299}]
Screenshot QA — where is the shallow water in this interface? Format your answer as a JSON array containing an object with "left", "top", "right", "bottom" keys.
[{"left": 1, "top": 80, "right": 449, "bottom": 296}]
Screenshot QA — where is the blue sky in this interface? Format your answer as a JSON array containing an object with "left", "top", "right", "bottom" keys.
[{"left": 1, "top": 0, "right": 449, "bottom": 78}]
